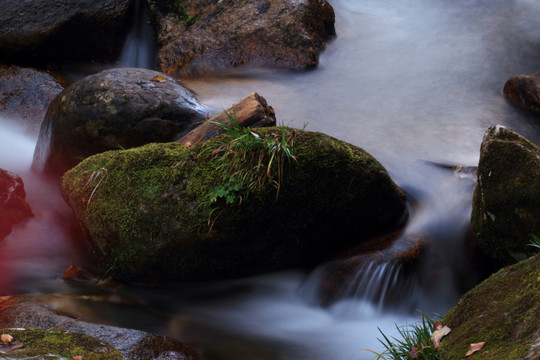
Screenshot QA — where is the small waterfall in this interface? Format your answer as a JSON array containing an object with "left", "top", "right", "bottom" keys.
[{"left": 117, "top": 0, "right": 156, "bottom": 69}]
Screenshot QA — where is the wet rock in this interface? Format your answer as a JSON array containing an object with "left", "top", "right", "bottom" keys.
[
  {"left": 0, "top": 168, "right": 32, "bottom": 241},
  {"left": 61, "top": 128, "right": 407, "bottom": 283},
  {"left": 439, "top": 253, "right": 540, "bottom": 360},
  {"left": 471, "top": 125, "right": 540, "bottom": 266},
  {"left": 503, "top": 73, "right": 540, "bottom": 115},
  {"left": 316, "top": 230, "right": 426, "bottom": 307},
  {"left": 149, "top": 0, "right": 336, "bottom": 76},
  {"left": 32, "top": 68, "right": 206, "bottom": 176},
  {"left": 0, "top": 295, "right": 204, "bottom": 360},
  {"left": 0, "top": 0, "right": 133, "bottom": 66},
  {"left": 0, "top": 65, "right": 65, "bottom": 136}
]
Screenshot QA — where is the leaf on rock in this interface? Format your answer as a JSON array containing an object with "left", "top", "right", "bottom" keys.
[
  {"left": 433, "top": 321, "right": 444, "bottom": 331},
  {"left": 430, "top": 325, "right": 451, "bottom": 349},
  {"left": 62, "top": 264, "right": 97, "bottom": 285},
  {"left": 1, "top": 334, "right": 13, "bottom": 343},
  {"left": 151, "top": 75, "right": 168, "bottom": 82},
  {"left": 465, "top": 342, "right": 485, "bottom": 356},
  {"left": 1, "top": 342, "right": 24, "bottom": 352}
]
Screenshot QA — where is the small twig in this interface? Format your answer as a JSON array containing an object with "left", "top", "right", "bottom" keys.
[{"left": 48, "top": 317, "right": 80, "bottom": 331}]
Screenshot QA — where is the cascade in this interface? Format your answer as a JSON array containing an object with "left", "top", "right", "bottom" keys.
[{"left": 117, "top": 0, "right": 156, "bottom": 69}]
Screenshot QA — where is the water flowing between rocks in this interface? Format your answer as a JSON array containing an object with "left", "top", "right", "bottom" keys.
[{"left": 1, "top": 0, "right": 540, "bottom": 359}]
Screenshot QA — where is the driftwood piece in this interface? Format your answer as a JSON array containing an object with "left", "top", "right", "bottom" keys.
[{"left": 176, "top": 92, "right": 276, "bottom": 147}]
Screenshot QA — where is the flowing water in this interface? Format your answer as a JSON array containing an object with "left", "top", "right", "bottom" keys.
[{"left": 2, "top": 0, "right": 540, "bottom": 359}]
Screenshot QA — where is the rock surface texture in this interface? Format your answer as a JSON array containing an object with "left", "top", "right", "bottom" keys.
[
  {"left": 32, "top": 68, "right": 206, "bottom": 175},
  {"left": 0, "top": 0, "right": 134, "bottom": 66},
  {"left": 61, "top": 128, "right": 407, "bottom": 283},
  {"left": 0, "top": 295, "right": 203, "bottom": 360},
  {"left": 504, "top": 73, "right": 540, "bottom": 115},
  {"left": 150, "top": 0, "right": 336, "bottom": 76},
  {"left": 471, "top": 125, "right": 540, "bottom": 266},
  {"left": 0, "top": 65, "right": 65, "bottom": 135},
  {"left": 439, "top": 253, "right": 540, "bottom": 360}
]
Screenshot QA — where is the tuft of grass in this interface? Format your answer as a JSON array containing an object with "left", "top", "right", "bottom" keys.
[
  {"left": 198, "top": 111, "right": 300, "bottom": 217},
  {"left": 364, "top": 311, "right": 439, "bottom": 360},
  {"left": 528, "top": 235, "right": 540, "bottom": 251}
]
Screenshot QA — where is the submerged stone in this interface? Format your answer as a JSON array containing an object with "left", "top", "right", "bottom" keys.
[{"left": 61, "top": 128, "right": 407, "bottom": 283}]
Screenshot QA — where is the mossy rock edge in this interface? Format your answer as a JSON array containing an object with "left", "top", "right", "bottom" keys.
[
  {"left": 439, "top": 253, "right": 540, "bottom": 360},
  {"left": 61, "top": 127, "right": 407, "bottom": 283},
  {"left": 0, "top": 328, "right": 123, "bottom": 359}
]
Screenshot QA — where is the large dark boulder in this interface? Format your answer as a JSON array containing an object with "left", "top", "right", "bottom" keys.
[
  {"left": 0, "top": 168, "right": 32, "bottom": 241},
  {"left": 0, "top": 295, "right": 204, "bottom": 360},
  {"left": 32, "top": 68, "right": 206, "bottom": 175},
  {"left": 61, "top": 128, "right": 407, "bottom": 283},
  {"left": 439, "top": 253, "right": 540, "bottom": 360},
  {"left": 471, "top": 125, "right": 540, "bottom": 266},
  {"left": 503, "top": 73, "right": 540, "bottom": 115},
  {"left": 0, "top": 65, "right": 65, "bottom": 136},
  {"left": 0, "top": 0, "right": 133, "bottom": 66},
  {"left": 150, "top": 0, "right": 336, "bottom": 77}
]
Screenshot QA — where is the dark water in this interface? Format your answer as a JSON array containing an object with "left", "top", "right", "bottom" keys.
[{"left": 1, "top": 0, "right": 540, "bottom": 359}]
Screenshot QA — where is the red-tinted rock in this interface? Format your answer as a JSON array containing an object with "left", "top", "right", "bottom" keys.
[{"left": 0, "top": 168, "right": 32, "bottom": 240}]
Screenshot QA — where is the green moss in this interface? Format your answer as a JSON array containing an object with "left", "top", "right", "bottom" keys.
[
  {"left": 61, "top": 128, "right": 406, "bottom": 283},
  {"left": 153, "top": 0, "right": 200, "bottom": 27},
  {"left": 439, "top": 253, "right": 540, "bottom": 359},
  {"left": 0, "top": 328, "right": 123, "bottom": 359},
  {"left": 471, "top": 127, "right": 540, "bottom": 266}
]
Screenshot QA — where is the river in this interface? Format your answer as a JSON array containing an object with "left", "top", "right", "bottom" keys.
[{"left": 1, "top": 0, "right": 540, "bottom": 359}]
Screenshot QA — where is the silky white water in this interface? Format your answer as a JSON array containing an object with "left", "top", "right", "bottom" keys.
[{"left": 1, "top": 0, "right": 540, "bottom": 358}]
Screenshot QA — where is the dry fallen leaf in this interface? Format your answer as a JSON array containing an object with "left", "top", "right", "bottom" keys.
[
  {"left": 2, "top": 342, "right": 23, "bottom": 352},
  {"left": 409, "top": 345, "right": 419, "bottom": 358},
  {"left": 433, "top": 321, "right": 444, "bottom": 331},
  {"left": 151, "top": 75, "right": 167, "bottom": 83},
  {"left": 430, "top": 325, "right": 451, "bottom": 349},
  {"left": 1, "top": 334, "right": 13, "bottom": 343},
  {"left": 465, "top": 342, "right": 485, "bottom": 356},
  {"left": 73, "top": 356, "right": 85, "bottom": 360}
]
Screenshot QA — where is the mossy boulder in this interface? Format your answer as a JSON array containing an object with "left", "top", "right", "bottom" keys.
[
  {"left": 439, "top": 253, "right": 540, "bottom": 360},
  {"left": 0, "top": 296, "right": 203, "bottom": 359},
  {"left": 32, "top": 68, "right": 206, "bottom": 176},
  {"left": 0, "top": 328, "right": 123, "bottom": 359},
  {"left": 471, "top": 125, "right": 540, "bottom": 267},
  {"left": 61, "top": 127, "right": 407, "bottom": 283}
]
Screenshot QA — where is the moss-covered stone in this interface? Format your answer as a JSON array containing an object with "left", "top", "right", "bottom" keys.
[
  {"left": 0, "top": 328, "right": 123, "bottom": 359},
  {"left": 61, "top": 127, "right": 407, "bottom": 283},
  {"left": 471, "top": 125, "right": 540, "bottom": 267},
  {"left": 439, "top": 253, "right": 540, "bottom": 360}
]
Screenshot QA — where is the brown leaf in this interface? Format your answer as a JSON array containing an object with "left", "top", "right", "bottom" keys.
[
  {"left": 430, "top": 325, "right": 451, "bottom": 349},
  {"left": 151, "top": 75, "right": 167, "bottom": 83},
  {"left": 2, "top": 342, "right": 23, "bottom": 352},
  {"left": 73, "top": 356, "right": 85, "bottom": 360},
  {"left": 465, "top": 342, "right": 485, "bottom": 356},
  {"left": 433, "top": 321, "right": 444, "bottom": 331},
  {"left": 409, "top": 345, "right": 419, "bottom": 358},
  {"left": 1, "top": 334, "right": 13, "bottom": 343}
]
